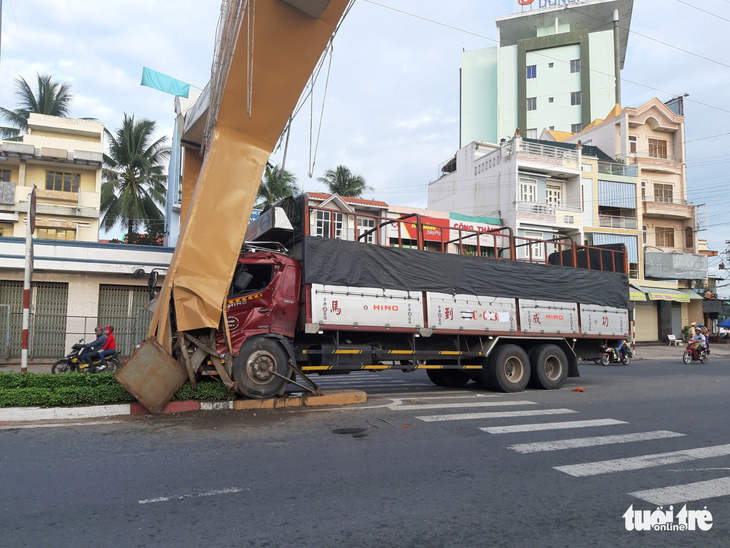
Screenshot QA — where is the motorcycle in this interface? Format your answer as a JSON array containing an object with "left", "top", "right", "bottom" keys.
[
  {"left": 594, "top": 342, "right": 632, "bottom": 366},
  {"left": 682, "top": 342, "right": 708, "bottom": 364},
  {"left": 51, "top": 340, "right": 121, "bottom": 374}
]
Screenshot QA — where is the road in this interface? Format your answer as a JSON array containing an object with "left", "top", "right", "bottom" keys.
[{"left": 1, "top": 357, "right": 728, "bottom": 547}]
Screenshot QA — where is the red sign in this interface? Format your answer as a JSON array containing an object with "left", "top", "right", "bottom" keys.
[
  {"left": 391, "top": 216, "right": 450, "bottom": 242},
  {"left": 518, "top": 0, "right": 535, "bottom": 4}
]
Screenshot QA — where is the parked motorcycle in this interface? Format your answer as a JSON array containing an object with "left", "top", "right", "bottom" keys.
[
  {"left": 682, "top": 343, "right": 708, "bottom": 364},
  {"left": 51, "top": 340, "right": 121, "bottom": 374},
  {"left": 594, "top": 342, "right": 632, "bottom": 366}
]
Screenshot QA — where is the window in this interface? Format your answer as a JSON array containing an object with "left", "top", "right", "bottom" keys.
[
  {"left": 45, "top": 171, "right": 80, "bottom": 192},
  {"left": 570, "top": 59, "right": 581, "bottom": 73},
  {"left": 548, "top": 62, "right": 554, "bottom": 68},
  {"left": 36, "top": 227, "right": 76, "bottom": 241},
  {"left": 549, "top": 126, "right": 555, "bottom": 130},
  {"left": 654, "top": 183, "right": 674, "bottom": 203},
  {"left": 526, "top": 97, "right": 537, "bottom": 111},
  {"left": 548, "top": 97, "right": 554, "bottom": 103},
  {"left": 546, "top": 183, "right": 562, "bottom": 206},
  {"left": 526, "top": 65, "right": 537, "bottom": 79},
  {"left": 642, "top": 225, "right": 647, "bottom": 244},
  {"left": 629, "top": 135, "right": 637, "bottom": 154},
  {"left": 526, "top": 128, "right": 538, "bottom": 139},
  {"left": 0, "top": 170, "right": 10, "bottom": 182},
  {"left": 519, "top": 178, "right": 537, "bottom": 202},
  {"left": 685, "top": 227, "right": 694, "bottom": 249},
  {"left": 357, "top": 217, "right": 376, "bottom": 244},
  {"left": 315, "top": 210, "right": 343, "bottom": 239},
  {"left": 524, "top": 230, "right": 545, "bottom": 260},
  {"left": 648, "top": 138, "right": 668, "bottom": 159},
  {"left": 571, "top": 123, "right": 582, "bottom": 133},
  {"left": 655, "top": 226, "right": 674, "bottom": 247},
  {"left": 571, "top": 91, "right": 581, "bottom": 106},
  {"left": 641, "top": 181, "right": 646, "bottom": 201}
]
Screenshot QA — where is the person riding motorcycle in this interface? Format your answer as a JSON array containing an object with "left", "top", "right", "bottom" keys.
[
  {"left": 98, "top": 325, "right": 116, "bottom": 370},
  {"left": 699, "top": 323, "right": 710, "bottom": 355},
  {"left": 690, "top": 327, "right": 707, "bottom": 361},
  {"left": 612, "top": 339, "right": 630, "bottom": 361},
  {"left": 80, "top": 326, "right": 107, "bottom": 372}
]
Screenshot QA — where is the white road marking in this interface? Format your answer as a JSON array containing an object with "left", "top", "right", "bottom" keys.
[
  {"left": 508, "top": 431, "right": 686, "bottom": 453},
  {"left": 0, "top": 420, "right": 122, "bottom": 430},
  {"left": 481, "top": 418, "right": 627, "bottom": 434},
  {"left": 139, "top": 487, "right": 247, "bottom": 504},
  {"left": 555, "top": 443, "right": 730, "bottom": 477},
  {"left": 391, "top": 400, "right": 536, "bottom": 411},
  {"left": 630, "top": 477, "right": 730, "bottom": 505},
  {"left": 417, "top": 408, "right": 577, "bottom": 422}
]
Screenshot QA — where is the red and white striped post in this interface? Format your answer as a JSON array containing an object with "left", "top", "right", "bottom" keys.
[{"left": 21, "top": 186, "right": 36, "bottom": 373}]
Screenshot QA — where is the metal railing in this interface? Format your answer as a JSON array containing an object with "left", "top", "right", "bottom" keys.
[
  {"left": 598, "top": 215, "right": 638, "bottom": 229},
  {"left": 0, "top": 310, "right": 152, "bottom": 361}
]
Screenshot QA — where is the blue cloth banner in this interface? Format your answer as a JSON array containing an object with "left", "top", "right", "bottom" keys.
[{"left": 140, "top": 67, "right": 191, "bottom": 98}]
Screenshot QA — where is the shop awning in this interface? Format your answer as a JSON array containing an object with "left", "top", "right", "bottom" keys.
[
  {"left": 677, "top": 289, "right": 703, "bottom": 300},
  {"left": 629, "top": 285, "right": 646, "bottom": 302},
  {"left": 631, "top": 285, "right": 691, "bottom": 303}
]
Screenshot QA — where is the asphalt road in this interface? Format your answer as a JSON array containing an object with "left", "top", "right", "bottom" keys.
[{"left": 1, "top": 358, "right": 728, "bottom": 547}]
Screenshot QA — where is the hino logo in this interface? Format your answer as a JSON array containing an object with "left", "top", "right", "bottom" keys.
[
  {"left": 373, "top": 304, "right": 400, "bottom": 312},
  {"left": 545, "top": 314, "right": 564, "bottom": 320}
]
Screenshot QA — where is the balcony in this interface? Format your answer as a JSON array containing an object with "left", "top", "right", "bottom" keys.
[
  {"left": 598, "top": 214, "right": 638, "bottom": 230},
  {"left": 643, "top": 200, "right": 694, "bottom": 220},
  {"left": 597, "top": 161, "right": 638, "bottom": 178},
  {"left": 517, "top": 202, "right": 581, "bottom": 225},
  {"left": 505, "top": 140, "right": 580, "bottom": 172}
]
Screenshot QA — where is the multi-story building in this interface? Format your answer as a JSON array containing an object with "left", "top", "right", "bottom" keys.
[
  {"left": 559, "top": 97, "right": 706, "bottom": 341},
  {"left": 0, "top": 113, "right": 104, "bottom": 241},
  {"left": 460, "top": 0, "right": 634, "bottom": 145}
]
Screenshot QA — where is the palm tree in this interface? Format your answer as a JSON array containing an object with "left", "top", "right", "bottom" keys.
[
  {"left": 256, "top": 164, "right": 298, "bottom": 208},
  {"left": 101, "top": 114, "right": 170, "bottom": 241},
  {"left": 0, "top": 73, "right": 74, "bottom": 139},
  {"left": 317, "top": 165, "right": 372, "bottom": 197}
]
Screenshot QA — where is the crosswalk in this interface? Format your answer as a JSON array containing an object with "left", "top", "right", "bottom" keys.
[{"left": 387, "top": 392, "right": 730, "bottom": 507}]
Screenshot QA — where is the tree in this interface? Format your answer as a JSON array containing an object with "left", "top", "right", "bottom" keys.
[
  {"left": 317, "top": 165, "right": 372, "bottom": 198},
  {"left": 101, "top": 114, "right": 170, "bottom": 242},
  {"left": 0, "top": 73, "right": 74, "bottom": 139},
  {"left": 256, "top": 164, "right": 298, "bottom": 208}
]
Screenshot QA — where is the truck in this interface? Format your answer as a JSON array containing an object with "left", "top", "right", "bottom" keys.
[{"left": 207, "top": 194, "right": 631, "bottom": 399}]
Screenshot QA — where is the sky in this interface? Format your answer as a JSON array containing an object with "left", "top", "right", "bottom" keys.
[{"left": 1, "top": 0, "right": 729, "bottom": 293}]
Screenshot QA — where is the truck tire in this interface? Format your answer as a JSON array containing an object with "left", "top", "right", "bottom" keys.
[
  {"left": 528, "top": 344, "right": 567, "bottom": 390},
  {"left": 233, "top": 337, "right": 291, "bottom": 399},
  {"left": 480, "top": 344, "right": 530, "bottom": 393},
  {"left": 426, "top": 369, "right": 470, "bottom": 388}
]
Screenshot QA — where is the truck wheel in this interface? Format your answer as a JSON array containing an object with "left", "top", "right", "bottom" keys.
[
  {"left": 528, "top": 344, "right": 567, "bottom": 390},
  {"left": 480, "top": 345, "right": 530, "bottom": 393},
  {"left": 426, "top": 369, "right": 470, "bottom": 388},
  {"left": 233, "top": 338, "right": 291, "bottom": 399}
]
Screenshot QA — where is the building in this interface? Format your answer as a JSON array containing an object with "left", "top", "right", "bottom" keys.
[
  {"left": 460, "top": 0, "right": 634, "bottom": 145},
  {"left": 0, "top": 114, "right": 105, "bottom": 241},
  {"left": 0, "top": 114, "right": 173, "bottom": 361},
  {"left": 560, "top": 98, "right": 706, "bottom": 341}
]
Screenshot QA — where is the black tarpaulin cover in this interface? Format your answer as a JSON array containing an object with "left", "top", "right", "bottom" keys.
[{"left": 303, "top": 236, "right": 630, "bottom": 310}]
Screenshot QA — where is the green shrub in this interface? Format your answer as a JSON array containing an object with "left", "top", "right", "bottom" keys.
[{"left": 0, "top": 371, "right": 236, "bottom": 408}]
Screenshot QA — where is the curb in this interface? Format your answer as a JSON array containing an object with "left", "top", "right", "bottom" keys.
[{"left": 0, "top": 390, "right": 367, "bottom": 423}]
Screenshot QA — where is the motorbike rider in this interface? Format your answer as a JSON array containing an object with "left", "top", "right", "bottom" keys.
[
  {"left": 699, "top": 323, "right": 710, "bottom": 355},
  {"left": 690, "top": 327, "right": 707, "bottom": 361},
  {"left": 98, "top": 325, "right": 116, "bottom": 370},
  {"left": 80, "top": 326, "right": 107, "bottom": 372}
]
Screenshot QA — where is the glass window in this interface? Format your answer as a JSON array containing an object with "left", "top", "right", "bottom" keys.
[
  {"left": 546, "top": 183, "right": 562, "bottom": 206},
  {"left": 526, "top": 128, "right": 538, "bottom": 139},
  {"left": 570, "top": 59, "right": 581, "bottom": 73},
  {"left": 0, "top": 170, "right": 11, "bottom": 182},
  {"left": 357, "top": 217, "right": 376, "bottom": 244},
  {"left": 526, "top": 65, "right": 537, "bottom": 79},
  {"left": 654, "top": 183, "right": 674, "bottom": 203},
  {"left": 571, "top": 123, "right": 582, "bottom": 133},
  {"left": 519, "top": 178, "right": 537, "bottom": 202},
  {"left": 524, "top": 230, "right": 545, "bottom": 260},
  {"left": 36, "top": 227, "right": 77, "bottom": 241},
  {"left": 648, "top": 138, "right": 668, "bottom": 159},
  {"left": 548, "top": 97, "right": 554, "bottom": 103},
  {"left": 655, "top": 226, "right": 674, "bottom": 247},
  {"left": 45, "top": 171, "right": 80, "bottom": 192},
  {"left": 571, "top": 91, "right": 581, "bottom": 106},
  {"left": 629, "top": 135, "right": 637, "bottom": 154},
  {"left": 526, "top": 97, "right": 537, "bottom": 111}
]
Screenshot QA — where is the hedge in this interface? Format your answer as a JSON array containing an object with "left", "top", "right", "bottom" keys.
[{"left": 0, "top": 372, "right": 236, "bottom": 408}]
